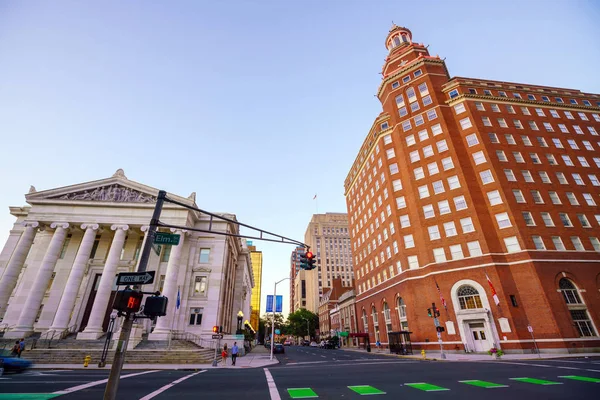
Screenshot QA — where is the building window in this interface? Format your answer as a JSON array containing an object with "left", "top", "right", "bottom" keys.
[
  {"left": 552, "top": 236, "right": 566, "bottom": 251},
  {"left": 467, "top": 241, "right": 482, "bottom": 256},
  {"left": 194, "top": 276, "right": 208, "bottom": 296},
  {"left": 198, "top": 248, "right": 211, "bottom": 263},
  {"left": 504, "top": 236, "right": 521, "bottom": 253},
  {"left": 487, "top": 190, "right": 502, "bottom": 206},
  {"left": 457, "top": 285, "right": 483, "bottom": 310},
  {"left": 532, "top": 235, "right": 545, "bottom": 250},
  {"left": 449, "top": 244, "right": 464, "bottom": 260},
  {"left": 510, "top": 295, "right": 518, "bottom": 307},
  {"left": 480, "top": 170, "right": 494, "bottom": 184},
  {"left": 189, "top": 308, "right": 204, "bottom": 325},
  {"left": 495, "top": 213, "right": 511, "bottom": 229},
  {"left": 407, "top": 255, "right": 419, "bottom": 269},
  {"left": 558, "top": 279, "right": 596, "bottom": 337}
]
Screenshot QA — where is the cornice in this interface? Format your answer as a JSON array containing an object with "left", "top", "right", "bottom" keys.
[
  {"left": 446, "top": 93, "right": 600, "bottom": 113},
  {"left": 377, "top": 57, "right": 447, "bottom": 98}
]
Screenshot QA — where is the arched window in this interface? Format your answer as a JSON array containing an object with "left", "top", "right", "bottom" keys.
[
  {"left": 393, "top": 36, "right": 401, "bottom": 47},
  {"left": 362, "top": 309, "right": 368, "bottom": 332},
  {"left": 397, "top": 297, "right": 408, "bottom": 330},
  {"left": 457, "top": 285, "right": 483, "bottom": 309},
  {"left": 559, "top": 278, "right": 596, "bottom": 337},
  {"left": 383, "top": 302, "right": 391, "bottom": 322},
  {"left": 401, "top": 34, "right": 408, "bottom": 43},
  {"left": 559, "top": 278, "right": 582, "bottom": 304},
  {"left": 371, "top": 306, "right": 378, "bottom": 325}
]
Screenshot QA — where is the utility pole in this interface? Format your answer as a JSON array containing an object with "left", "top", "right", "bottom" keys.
[{"left": 103, "top": 190, "right": 166, "bottom": 400}]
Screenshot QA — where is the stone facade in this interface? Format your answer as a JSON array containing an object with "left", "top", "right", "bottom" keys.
[{"left": 0, "top": 170, "right": 253, "bottom": 345}]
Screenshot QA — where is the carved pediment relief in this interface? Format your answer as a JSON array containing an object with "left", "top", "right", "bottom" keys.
[
  {"left": 193, "top": 267, "right": 212, "bottom": 273},
  {"left": 49, "top": 184, "right": 156, "bottom": 203}
]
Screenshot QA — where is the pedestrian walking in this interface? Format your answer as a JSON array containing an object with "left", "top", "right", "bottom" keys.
[
  {"left": 10, "top": 341, "right": 20, "bottom": 357},
  {"left": 18, "top": 338, "right": 25, "bottom": 358},
  {"left": 221, "top": 343, "right": 228, "bottom": 366},
  {"left": 375, "top": 340, "right": 381, "bottom": 351},
  {"left": 231, "top": 342, "right": 238, "bottom": 366}
]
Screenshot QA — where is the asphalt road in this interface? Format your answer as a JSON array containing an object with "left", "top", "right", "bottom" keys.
[{"left": 1, "top": 346, "right": 599, "bottom": 399}]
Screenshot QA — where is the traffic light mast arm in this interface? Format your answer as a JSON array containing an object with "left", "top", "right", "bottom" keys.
[{"left": 158, "top": 195, "right": 309, "bottom": 250}]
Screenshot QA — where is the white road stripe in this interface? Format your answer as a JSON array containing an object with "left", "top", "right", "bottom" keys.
[
  {"left": 492, "top": 361, "right": 600, "bottom": 373},
  {"left": 53, "top": 370, "right": 159, "bottom": 395},
  {"left": 139, "top": 370, "right": 205, "bottom": 400},
  {"left": 264, "top": 368, "right": 281, "bottom": 400}
]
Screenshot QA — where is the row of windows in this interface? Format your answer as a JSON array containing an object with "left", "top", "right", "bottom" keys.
[
  {"left": 449, "top": 87, "right": 599, "bottom": 108},
  {"left": 460, "top": 115, "right": 599, "bottom": 136},
  {"left": 531, "top": 235, "right": 600, "bottom": 252},
  {"left": 391, "top": 68, "right": 423, "bottom": 90},
  {"left": 456, "top": 102, "right": 600, "bottom": 123},
  {"left": 513, "top": 210, "right": 600, "bottom": 230},
  {"left": 486, "top": 132, "right": 600, "bottom": 154},
  {"left": 510, "top": 189, "right": 599, "bottom": 207},
  {"left": 493, "top": 151, "right": 600, "bottom": 169},
  {"left": 479, "top": 167, "right": 600, "bottom": 191}
]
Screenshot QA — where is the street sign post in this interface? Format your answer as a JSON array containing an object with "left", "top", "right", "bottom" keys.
[
  {"left": 433, "top": 318, "right": 440, "bottom": 327},
  {"left": 153, "top": 232, "right": 180, "bottom": 245},
  {"left": 212, "top": 334, "right": 224, "bottom": 339},
  {"left": 116, "top": 271, "right": 155, "bottom": 286},
  {"left": 152, "top": 243, "right": 162, "bottom": 256}
]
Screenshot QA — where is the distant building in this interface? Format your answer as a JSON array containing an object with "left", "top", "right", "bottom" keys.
[
  {"left": 345, "top": 24, "right": 600, "bottom": 353},
  {"left": 302, "top": 213, "right": 353, "bottom": 314},
  {"left": 318, "top": 278, "right": 347, "bottom": 337},
  {"left": 0, "top": 170, "right": 253, "bottom": 347},
  {"left": 337, "top": 289, "right": 358, "bottom": 347},
  {"left": 247, "top": 241, "right": 262, "bottom": 332},
  {"left": 289, "top": 246, "right": 304, "bottom": 313}
]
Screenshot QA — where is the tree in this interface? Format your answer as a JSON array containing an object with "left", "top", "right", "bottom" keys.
[{"left": 286, "top": 309, "right": 319, "bottom": 339}]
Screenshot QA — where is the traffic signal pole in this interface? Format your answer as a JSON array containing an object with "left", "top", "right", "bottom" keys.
[
  {"left": 103, "top": 190, "right": 166, "bottom": 400},
  {"left": 430, "top": 302, "right": 446, "bottom": 360}
]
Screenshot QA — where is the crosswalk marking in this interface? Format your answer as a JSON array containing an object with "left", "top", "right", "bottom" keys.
[
  {"left": 405, "top": 383, "right": 450, "bottom": 392},
  {"left": 459, "top": 380, "right": 508, "bottom": 388},
  {"left": 510, "top": 377, "right": 563, "bottom": 385},
  {"left": 348, "top": 385, "right": 386, "bottom": 395},
  {"left": 559, "top": 375, "right": 600, "bottom": 383},
  {"left": 287, "top": 388, "right": 318, "bottom": 399}
]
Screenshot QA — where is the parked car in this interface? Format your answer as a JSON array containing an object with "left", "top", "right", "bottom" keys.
[
  {"left": 309, "top": 341, "right": 318, "bottom": 347},
  {"left": 283, "top": 340, "right": 292, "bottom": 346},
  {"left": 301, "top": 340, "right": 310, "bottom": 346},
  {"left": 0, "top": 350, "right": 32, "bottom": 373},
  {"left": 273, "top": 343, "right": 285, "bottom": 354}
]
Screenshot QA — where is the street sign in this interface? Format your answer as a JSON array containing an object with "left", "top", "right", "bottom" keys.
[
  {"left": 527, "top": 325, "right": 533, "bottom": 333},
  {"left": 116, "top": 271, "right": 155, "bottom": 286},
  {"left": 266, "top": 295, "right": 274, "bottom": 313},
  {"left": 437, "top": 332, "right": 442, "bottom": 339},
  {"left": 153, "top": 232, "right": 180, "bottom": 246},
  {"left": 433, "top": 318, "right": 440, "bottom": 327},
  {"left": 275, "top": 329, "right": 281, "bottom": 335},
  {"left": 212, "top": 334, "right": 223, "bottom": 339}
]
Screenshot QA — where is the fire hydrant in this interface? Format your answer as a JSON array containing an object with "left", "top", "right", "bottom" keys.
[
  {"left": 83, "top": 355, "right": 91, "bottom": 367},
  {"left": 421, "top": 349, "right": 426, "bottom": 359}
]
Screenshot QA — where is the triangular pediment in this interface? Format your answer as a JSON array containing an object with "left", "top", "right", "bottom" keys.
[{"left": 25, "top": 169, "right": 193, "bottom": 206}]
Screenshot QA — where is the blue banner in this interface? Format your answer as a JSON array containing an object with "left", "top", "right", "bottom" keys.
[
  {"left": 275, "top": 295, "right": 283, "bottom": 313},
  {"left": 266, "top": 295, "right": 274, "bottom": 313}
]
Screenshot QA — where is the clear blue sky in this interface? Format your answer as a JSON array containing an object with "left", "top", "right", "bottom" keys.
[{"left": 1, "top": 0, "right": 599, "bottom": 317}]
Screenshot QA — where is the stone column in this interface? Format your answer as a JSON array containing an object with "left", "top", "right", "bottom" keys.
[
  {"left": 7, "top": 223, "right": 69, "bottom": 338},
  {"left": 0, "top": 221, "right": 39, "bottom": 317},
  {"left": 149, "top": 229, "right": 186, "bottom": 340},
  {"left": 78, "top": 224, "right": 128, "bottom": 340},
  {"left": 49, "top": 224, "right": 99, "bottom": 332}
]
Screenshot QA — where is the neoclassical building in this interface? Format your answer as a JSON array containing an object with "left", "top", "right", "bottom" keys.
[{"left": 0, "top": 170, "right": 253, "bottom": 344}]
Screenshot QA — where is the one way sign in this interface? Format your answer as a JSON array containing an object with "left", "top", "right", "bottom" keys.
[{"left": 116, "top": 271, "right": 156, "bottom": 286}]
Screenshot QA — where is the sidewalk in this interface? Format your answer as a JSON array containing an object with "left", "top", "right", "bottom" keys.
[
  {"left": 337, "top": 346, "right": 599, "bottom": 361},
  {"left": 31, "top": 346, "right": 279, "bottom": 370}
]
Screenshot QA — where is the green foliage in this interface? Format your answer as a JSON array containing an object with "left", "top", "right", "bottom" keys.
[{"left": 286, "top": 309, "right": 319, "bottom": 338}]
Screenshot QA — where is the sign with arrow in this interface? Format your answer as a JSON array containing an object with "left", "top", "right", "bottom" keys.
[{"left": 116, "top": 271, "right": 155, "bottom": 286}]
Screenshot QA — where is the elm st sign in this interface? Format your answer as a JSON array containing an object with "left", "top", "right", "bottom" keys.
[{"left": 153, "top": 232, "right": 180, "bottom": 246}]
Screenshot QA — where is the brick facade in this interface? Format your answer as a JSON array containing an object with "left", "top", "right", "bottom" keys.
[{"left": 344, "top": 25, "right": 600, "bottom": 354}]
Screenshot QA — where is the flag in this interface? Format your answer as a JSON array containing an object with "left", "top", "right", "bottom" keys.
[
  {"left": 486, "top": 273, "right": 500, "bottom": 306},
  {"left": 176, "top": 287, "right": 181, "bottom": 310},
  {"left": 434, "top": 279, "right": 447, "bottom": 309},
  {"left": 313, "top": 194, "right": 317, "bottom": 200}
]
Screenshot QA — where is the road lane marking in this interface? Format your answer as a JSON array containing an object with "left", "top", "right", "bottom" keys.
[
  {"left": 510, "top": 377, "right": 562, "bottom": 385},
  {"left": 0, "top": 395, "right": 60, "bottom": 399},
  {"left": 494, "top": 361, "right": 600, "bottom": 373},
  {"left": 405, "top": 383, "right": 450, "bottom": 392},
  {"left": 459, "top": 380, "right": 508, "bottom": 388},
  {"left": 287, "top": 388, "right": 318, "bottom": 398},
  {"left": 320, "top": 355, "right": 326, "bottom": 358},
  {"left": 52, "top": 370, "right": 159, "bottom": 395},
  {"left": 348, "top": 385, "right": 386, "bottom": 395},
  {"left": 559, "top": 375, "right": 600, "bottom": 383},
  {"left": 264, "top": 368, "right": 281, "bottom": 400},
  {"left": 139, "top": 370, "right": 205, "bottom": 400}
]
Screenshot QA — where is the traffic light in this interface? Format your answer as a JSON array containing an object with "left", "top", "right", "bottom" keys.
[
  {"left": 144, "top": 295, "right": 168, "bottom": 318},
  {"left": 434, "top": 308, "right": 440, "bottom": 318},
  {"left": 427, "top": 308, "right": 432, "bottom": 317},
  {"left": 213, "top": 326, "right": 219, "bottom": 333},
  {"left": 306, "top": 251, "right": 316, "bottom": 270},
  {"left": 299, "top": 252, "right": 309, "bottom": 270},
  {"left": 113, "top": 289, "right": 144, "bottom": 314},
  {"left": 436, "top": 326, "right": 445, "bottom": 333}
]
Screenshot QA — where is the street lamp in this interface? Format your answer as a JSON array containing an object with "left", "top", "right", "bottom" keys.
[
  {"left": 237, "top": 311, "right": 244, "bottom": 334},
  {"left": 270, "top": 277, "right": 289, "bottom": 361},
  {"left": 302, "top": 317, "right": 310, "bottom": 341}
]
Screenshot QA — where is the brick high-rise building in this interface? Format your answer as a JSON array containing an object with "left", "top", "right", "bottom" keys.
[{"left": 344, "top": 24, "right": 600, "bottom": 354}]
